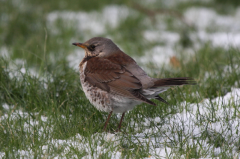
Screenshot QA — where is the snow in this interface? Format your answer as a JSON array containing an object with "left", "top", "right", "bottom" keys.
[
  {"left": 47, "top": 5, "right": 133, "bottom": 39},
  {"left": 197, "top": 32, "right": 240, "bottom": 49},
  {"left": 143, "top": 31, "right": 180, "bottom": 45},
  {"left": 66, "top": 48, "right": 85, "bottom": 71},
  {"left": 46, "top": 5, "right": 240, "bottom": 68},
  {"left": 185, "top": 7, "right": 240, "bottom": 49},
  {"left": 46, "top": 5, "right": 136, "bottom": 70},
  {"left": 2, "top": 103, "right": 13, "bottom": 110},
  {"left": 1, "top": 88, "right": 239, "bottom": 158},
  {"left": 0, "top": 47, "right": 10, "bottom": 58},
  {"left": 140, "top": 7, "right": 240, "bottom": 66},
  {"left": 1, "top": 58, "right": 39, "bottom": 79},
  {"left": 138, "top": 45, "right": 177, "bottom": 67},
  {"left": 184, "top": 8, "right": 217, "bottom": 30},
  {"left": 185, "top": 7, "right": 240, "bottom": 32},
  {"left": 2, "top": 3, "right": 240, "bottom": 159},
  {"left": 41, "top": 116, "right": 48, "bottom": 122},
  {"left": 0, "top": 152, "right": 5, "bottom": 158}
]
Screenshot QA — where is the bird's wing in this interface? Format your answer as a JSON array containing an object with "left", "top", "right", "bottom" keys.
[
  {"left": 84, "top": 57, "right": 156, "bottom": 106},
  {"left": 106, "top": 51, "right": 154, "bottom": 89}
]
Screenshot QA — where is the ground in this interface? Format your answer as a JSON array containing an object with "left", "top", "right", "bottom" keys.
[{"left": 0, "top": 0, "right": 240, "bottom": 158}]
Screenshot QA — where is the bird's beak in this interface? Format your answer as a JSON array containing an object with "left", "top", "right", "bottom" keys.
[{"left": 72, "top": 43, "right": 87, "bottom": 49}]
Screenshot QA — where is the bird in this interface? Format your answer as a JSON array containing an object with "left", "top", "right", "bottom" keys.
[{"left": 72, "top": 37, "right": 195, "bottom": 131}]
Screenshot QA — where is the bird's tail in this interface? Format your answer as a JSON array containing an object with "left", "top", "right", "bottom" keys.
[
  {"left": 141, "top": 77, "right": 196, "bottom": 104},
  {"left": 153, "top": 77, "right": 196, "bottom": 87}
]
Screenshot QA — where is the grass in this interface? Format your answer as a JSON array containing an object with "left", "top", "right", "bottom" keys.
[{"left": 1, "top": 0, "right": 240, "bottom": 158}]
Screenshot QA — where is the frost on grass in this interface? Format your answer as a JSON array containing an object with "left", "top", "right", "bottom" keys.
[
  {"left": 138, "top": 88, "right": 240, "bottom": 158},
  {"left": 140, "top": 7, "right": 240, "bottom": 67},
  {"left": 47, "top": 5, "right": 133, "bottom": 39},
  {"left": 2, "top": 57, "right": 39, "bottom": 80},
  {"left": 1, "top": 88, "right": 240, "bottom": 158},
  {"left": 46, "top": 5, "right": 138, "bottom": 71},
  {"left": 47, "top": 5, "right": 240, "bottom": 69},
  {"left": 0, "top": 47, "right": 10, "bottom": 58},
  {"left": 64, "top": 87, "right": 239, "bottom": 158},
  {"left": 48, "top": 133, "right": 122, "bottom": 159},
  {"left": 66, "top": 48, "right": 85, "bottom": 71},
  {"left": 185, "top": 7, "right": 240, "bottom": 49}
]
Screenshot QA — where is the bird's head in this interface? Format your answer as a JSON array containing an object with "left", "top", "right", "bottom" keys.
[{"left": 72, "top": 37, "right": 120, "bottom": 58}]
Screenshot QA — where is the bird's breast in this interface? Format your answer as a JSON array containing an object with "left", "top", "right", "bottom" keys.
[
  {"left": 78, "top": 60, "right": 142, "bottom": 114},
  {"left": 79, "top": 61, "right": 113, "bottom": 113}
]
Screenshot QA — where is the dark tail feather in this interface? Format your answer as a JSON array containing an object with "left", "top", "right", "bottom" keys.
[
  {"left": 131, "top": 90, "right": 157, "bottom": 106},
  {"left": 153, "top": 77, "right": 196, "bottom": 87},
  {"left": 155, "top": 95, "right": 169, "bottom": 105}
]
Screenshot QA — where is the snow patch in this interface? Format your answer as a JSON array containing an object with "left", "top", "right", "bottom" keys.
[
  {"left": 47, "top": 5, "right": 133, "bottom": 39},
  {"left": 1, "top": 88, "right": 240, "bottom": 158}
]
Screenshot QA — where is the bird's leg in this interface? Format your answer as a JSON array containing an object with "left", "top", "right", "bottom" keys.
[
  {"left": 103, "top": 111, "right": 113, "bottom": 131},
  {"left": 117, "top": 112, "right": 125, "bottom": 132}
]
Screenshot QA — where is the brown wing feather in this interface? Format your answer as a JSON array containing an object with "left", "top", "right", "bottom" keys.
[
  {"left": 107, "top": 51, "right": 155, "bottom": 88},
  {"left": 84, "top": 57, "right": 155, "bottom": 106}
]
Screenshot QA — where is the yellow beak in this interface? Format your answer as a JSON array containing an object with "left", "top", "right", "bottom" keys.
[{"left": 72, "top": 43, "right": 87, "bottom": 49}]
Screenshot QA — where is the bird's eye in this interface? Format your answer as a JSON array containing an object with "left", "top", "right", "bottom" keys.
[{"left": 88, "top": 45, "right": 96, "bottom": 51}]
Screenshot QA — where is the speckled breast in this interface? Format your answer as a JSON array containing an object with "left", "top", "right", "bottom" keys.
[{"left": 79, "top": 66, "right": 112, "bottom": 113}]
